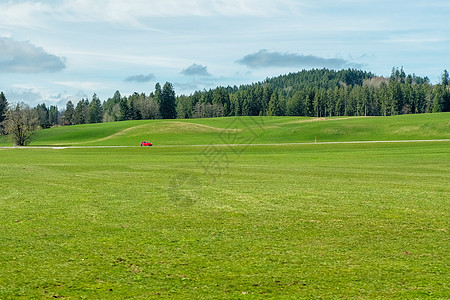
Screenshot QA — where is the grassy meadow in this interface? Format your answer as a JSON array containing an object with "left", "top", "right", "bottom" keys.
[
  {"left": 0, "top": 113, "right": 449, "bottom": 298},
  {"left": 1, "top": 112, "right": 448, "bottom": 147}
]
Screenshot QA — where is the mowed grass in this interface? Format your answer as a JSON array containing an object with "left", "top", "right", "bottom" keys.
[
  {"left": 1, "top": 112, "right": 447, "bottom": 146},
  {"left": 0, "top": 141, "right": 449, "bottom": 298}
]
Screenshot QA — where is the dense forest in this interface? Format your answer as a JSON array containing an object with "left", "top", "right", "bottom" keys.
[{"left": 1, "top": 68, "right": 449, "bottom": 129}]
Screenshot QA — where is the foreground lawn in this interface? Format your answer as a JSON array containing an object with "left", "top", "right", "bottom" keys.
[{"left": 0, "top": 142, "right": 449, "bottom": 298}]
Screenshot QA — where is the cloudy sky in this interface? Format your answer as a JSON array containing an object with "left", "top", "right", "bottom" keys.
[{"left": 1, "top": 0, "right": 449, "bottom": 107}]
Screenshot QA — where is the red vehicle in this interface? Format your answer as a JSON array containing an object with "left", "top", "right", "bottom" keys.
[{"left": 140, "top": 141, "right": 152, "bottom": 146}]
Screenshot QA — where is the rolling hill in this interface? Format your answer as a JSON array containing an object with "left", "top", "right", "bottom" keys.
[{"left": 1, "top": 112, "right": 448, "bottom": 146}]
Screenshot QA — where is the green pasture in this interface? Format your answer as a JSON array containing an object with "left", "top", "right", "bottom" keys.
[
  {"left": 1, "top": 140, "right": 449, "bottom": 298},
  {"left": 1, "top": 113, "right": 448, "bottom": 146},
  {"left": 0, "top": 113, "right": 449, "bottom": 298}
]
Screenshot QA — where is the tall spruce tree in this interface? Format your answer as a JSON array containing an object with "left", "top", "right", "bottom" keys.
[
  {"left": 35, "top": 103, "right": 50, "bottom": 128},
  {"left": 48, "top": 105, "right": 59, "bottom": 126},
  {"left": 74, "top": 99, "right": 89, "bottom": 124},
  {"left": 88, "top": 93, "right": 103, "bottom": 123},
  {"left": 154, "top": 83, "right": 162, "bottom": 105},
  {"left": 64, "top": 101, "right": 75, "bottom": 125},
  {"left": 441, "top": 70, "right": 449, "bottom": 86},
  {"left": 118, "top": 97, "right": 129, "bottom": 121},
  {"left": 160, "top": 82, "right": 177, "bottom": 119},
  {"left": 0, "top": 92, "right": 9, "bottom": 134}
]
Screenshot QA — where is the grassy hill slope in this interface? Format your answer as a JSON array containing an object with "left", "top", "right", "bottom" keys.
[{"left": 0, "top": 112, "right": 449, "bottom": 146}]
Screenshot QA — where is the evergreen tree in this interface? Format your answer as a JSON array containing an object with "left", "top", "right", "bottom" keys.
[
  {"left": 127, "top": 93, "right": 142, "bottom": 120},
  {"left": 378, "top": 82, "right": 389, "bottom": 116},
  {"left": 242, "top": 89, "right": 260, "bottom": 116},
  {"left": 154, "top": 83, "right": 162, "bottom": 105},
  {"left": 286, "top": 91, "right": 304, "bottom": 116},
  {"left": 160, "top": 82, "right": 177, "bottom": 119},
  {"left": 102, "top": 91, "right": 121, "bottom": 122},
  {"left": 74, "top": 99, "right": 89, "bottom": 124},
  {"left": 388, "top": 80, "right": 403, "bottom": 115},
  {"left": 261, "top": 86, "right": 273, "bottom": 116},
  {"left": 0, "top": 92, "right": 9, "bottom": 134},
  {"left": 268, "top": 90, "right": 284, "bottom": 116},
  {"left": 441, "top": 70, "right": 449, "bottom": 86},
  {"left": 313, "top": 91, "right": 320, "bottom": 117},
  {"left": 176, "top": 95, "right": 193, "bottom": 119},
  {"left": 112, "top": 90, "right": 121, "bottom": 103},
  {"left": 35, "top": 103, "right": 50, "bottom": 128},
  {"left": 88, "top": 94, "right": 103, "bottom": 123},
  {"left": 118, "top": 97, "right": 129, "bottom": 121},
  {"left": 432, "top": 85, "right": 448, "bottom": 113},
  {"left": 48, "top": 105, "right": 59, "bottom": 126},
  {"left": 64, "top": 101, "right": 75, "bottom": 125},
  {"left": 229, "top": 93, "right": 241, "bottom": 116},
  {"left": 335, "top": 86, "right": 346, "bottom": 117}
]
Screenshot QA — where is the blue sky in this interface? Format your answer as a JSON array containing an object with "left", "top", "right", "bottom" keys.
[{"left": 1, "top": 0, "right": 449, "bottom": 107}]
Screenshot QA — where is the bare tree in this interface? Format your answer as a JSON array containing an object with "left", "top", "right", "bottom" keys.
[
  {"left": 136, "top": 96, "right": 160, "bottom": 119},
  {"left": 3, "top": 102, "right": 39, "bottom": 146}
]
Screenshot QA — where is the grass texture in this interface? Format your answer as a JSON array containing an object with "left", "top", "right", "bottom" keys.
[
  {"left": 0, "top": 113, "right": 447, "bottom": 146},
  {"left": 0, "top": 113, "right": 449, "bottom": 298}
]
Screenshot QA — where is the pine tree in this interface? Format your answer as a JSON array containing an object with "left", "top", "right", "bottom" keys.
[
  {"left": 74, "top": 99, "right": 89, "bottom": 124},
  {"left": 313, "top": 91, "right": 320, "bottom": 117},
  {"left": 268, "top": 90, "right": 284, "bottom": 116},
  {"left": 432, "top": 85, "right": 445, "bottom": 113},
  {"left": 88, "top": 94, "right": 103, "bottom": 123},
  {"left": 35, "top": 103, "right": 50, "bottom": 128},
  {"left": 118, "top": 97, "right": 129, "bottom": 121},
  {"left": 48, "top": 105, "right": 59, "bottom": 126},
  {"left": 0, "top": 92, "right": 9, "bottom": 134},
  {"left": 286, "top": 91, "right": 304, "bottom": 116},
  {"left": 160, "top": 82, "right": 177, "bottom": 119},
  {"left": 154, "top": 83, "right": 162, "bottom": 105},
  {"left": 64, "top": 101, "right": 75, "bottom": 125}
]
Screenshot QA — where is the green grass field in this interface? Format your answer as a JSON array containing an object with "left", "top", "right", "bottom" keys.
[
  {"left": 0, "top": 114, "right": 449, "bottom": 298},
  {"left": 1, "top": 113, "right": 448, "bottom": 147}
]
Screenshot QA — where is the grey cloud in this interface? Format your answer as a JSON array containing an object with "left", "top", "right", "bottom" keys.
[
  {"left": 0, "top": 37, "right": 66, "bottom": 73},
  {"left": 4, "top": 89, "right": 42, "bottom": 107},
  {"left": 181, "top": 63, "right": 211, "bottom": 77},
  {"left": 124, "top": 73, "right": 156, "bottom": 82},
  {"left": 4, "top": 88, "right": 85, "bottom": 108},
  {"left": 174, "top": 80, "right": 219, "bottom": 95},
  {"left": 237, "top": 49, "right": 362, "bottom": 69}
]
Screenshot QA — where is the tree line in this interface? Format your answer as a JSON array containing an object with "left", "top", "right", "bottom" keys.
[
  {"left": 175, "top": 68, "right": 449, "bottom": 118},
  {"left": 1, "top": 68, "right": 449, "bottom": 140}
]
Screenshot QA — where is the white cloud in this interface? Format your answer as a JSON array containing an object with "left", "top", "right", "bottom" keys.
[
  {"left": 62, "top": 50, "right": 186, "bottom": 69},
  {"left": 0, "top": 32, "right": 12, "bottom": 38},
  {"left": 59, "top": 0, "right": 299, "bottom": 19},
  {"left": 0, "top": 37, "right": 66, "bottom": 73},
  {"left": 0, "top": 0, "right": 302, "bottom": 30},
  {"left": 0, "top": 1, "right": 51, "bottom": 29},
  {"left": 382, "top": 36, "right": 447, "bottom": 44}
]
